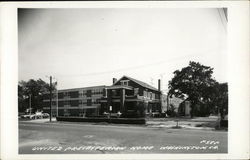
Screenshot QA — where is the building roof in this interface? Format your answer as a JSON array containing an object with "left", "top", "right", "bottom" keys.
[
  {"left": 113, "top": 75, "right": 159, "bottom": 92},
  {"left": 107, "top": 85, "right": 133, "bottom": 90},
  {"left": 58, "top": 85, "right": 107, "bottom": 92}
]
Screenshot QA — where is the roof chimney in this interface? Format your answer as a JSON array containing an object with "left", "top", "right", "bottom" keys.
[
  {"left": 113, "top": 78, "right": 117, "bottom": 84},
  {"left": 158, "top": 79, "right": 161, "bottom": 91}
]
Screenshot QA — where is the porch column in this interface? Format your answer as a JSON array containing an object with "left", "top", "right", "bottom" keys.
[
  {"left": 107, "top": 89, "right": 112, "bottom": 112},
  {"left": 120, "top": 88, "right": 125, "bottom": 113},
  {"left": 144, "top": 101, "right": 149, "bottom": 118}
]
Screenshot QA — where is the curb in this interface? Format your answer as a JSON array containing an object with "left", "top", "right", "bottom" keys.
[{"left": 146, "top": 124, "right": 215, "bottom": 131}]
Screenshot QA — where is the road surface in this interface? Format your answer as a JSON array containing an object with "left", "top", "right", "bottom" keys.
[{"left": 19, "top": 121, "right": 227, "bottom": 154}]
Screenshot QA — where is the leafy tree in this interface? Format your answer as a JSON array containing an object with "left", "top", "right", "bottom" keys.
[
  {"left": 168, "top": 61, "right": 218, "bottom": 117},
  {"left": 205, "top": 82, "right": 228, "bottom": 118},
  {"left": 18, "top": 79, "right": 57, "bottom": 112}
]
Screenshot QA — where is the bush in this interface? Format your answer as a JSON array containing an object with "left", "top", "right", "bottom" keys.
[
  {"left": 85, "top": 115, "right": 107, "bottom": 118},
  {"left": 166, "top": 110, "right": 177, "bottom": 117},
  {"left": 56, "top": 116, "right": 146, "bottom": 124},
  {"left": 220, "top": 120, "right": 228, "bottom": 128},
  {"left": 120, "top": 111, "right": 142, "bottom": 118}
]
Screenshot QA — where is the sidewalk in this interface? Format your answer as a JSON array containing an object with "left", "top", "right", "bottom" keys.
[
  {"left": 19, "top": 117, "right": 57, "bottom": 123},
  {"left": 146, "top": 116, "right": 219, "bottom": 130},
  {"left": 19, "top": 116, "right": 221, "bottom": 131}
]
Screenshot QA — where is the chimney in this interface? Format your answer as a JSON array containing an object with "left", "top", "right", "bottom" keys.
[
  {"left": 158, "top": 79, "right": 161, "bottom": 91},
  {"left": 113, "top": 78, "right": 117, "bottom": 84}
]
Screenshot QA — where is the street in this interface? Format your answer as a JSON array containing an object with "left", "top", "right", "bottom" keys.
[{"left": 19, "top": 121, "right": 227, "bottom": 154}]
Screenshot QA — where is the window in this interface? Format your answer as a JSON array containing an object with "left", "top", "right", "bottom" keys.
[
  {"left": 134, "top": 88, "right": 139, "bottom": 95},
  {"left": 64, "top": 101, "right": 70, "bottom": 106},
  {"left": 43, "top": 94, "right": 50, "bottom": 100},
  {"left": 147, "top": 92, "right": 150, "bottom": 98},
  {"left": 149, "top": 92, "right": 152, "bottom": 99},
  {"left": 64, "top": 92, "right": 70, "bottom": 97},
  {"left": 112, "top": 90, "right": 117, "bottom": 96},
  {"left": 96, "top": 99, "right": 100, "bottom": 104},
  {"left": 91, "top": 98, "right": 100, "bottom": 104},
  {"left": 69, "top": 91, "right": 79, "bottom": 98},
  {"left": 58, "top": 101, "right": 64, "bottom": 107},
  {"left": 64, "top": 109, "right": 70, "bottom": 116},
  {"left": 152, "top": 93, "right": 155, "bottom": 99},
  {"left": 70, "top": 100, "right": 79, "bottom": 106},
  {"left": 120, "top": 80, "right": 129, "bottom": 86},
  {"left": 94, "top": 89, "right": 103, "bottom": 95},
  {"left": 92, "top": 88, "right": 101, "bottom": 95},
  {"left": 79, "top": 93, "right": 83, "bottom": 97},
  {"left": 82, "top": 100, "right": 87, "bottom": 105},
  {"left": 103, "top": 88, "right": 107, "bottom": 97},
  {"left": 155, "top": 94, "right": 159, "bottom": 99},
  {"left": 124, "top": 81, "right": 128, "bottom": 86},
  {"left": 43, "top": 101, "right": 50, "bottom": 107},
  {"left": 86, "top": 90, "right": 92, "bottom": 97},
  {"left": 58, "top": 92, "right": 64, "bottom": 99},
  {"left": 87, "top": 99, "right": 92, "bottom": 106},
  {"left": 82, "top": 90, "right": 86, "bottom": 96}
]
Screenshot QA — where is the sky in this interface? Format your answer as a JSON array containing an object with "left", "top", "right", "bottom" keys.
[{"left": 18, "top": 8, "right": 227, "bottom": 92}]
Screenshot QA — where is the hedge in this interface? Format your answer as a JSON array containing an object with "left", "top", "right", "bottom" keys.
[
  {"left": 56, "top": 116, "right": 146, "bottom": 124},
  {"left": 220, "top": 120, "right": 228, "bottom": 128}
]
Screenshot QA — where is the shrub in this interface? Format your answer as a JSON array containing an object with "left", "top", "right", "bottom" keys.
[
  {"left": 56, "top": 116, "right": 146, "bottom": 124},
  {"left": 220, "top": 120, "right": 228, "bottom": 128},
  {"left": 166, "top": 110, "right": 177, "bottom": 117}
]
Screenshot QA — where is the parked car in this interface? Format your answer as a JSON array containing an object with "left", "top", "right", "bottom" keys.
[
  {"left": 152, "top": 111, "right": 160, "bottom": 117},
  {"left": 103, "top": 111, "right": 122, "bottom": 118},
  {"left": 103, "top": 112, "right": 109, "bottom": 117},
  {"left": 20, "top": 114, "right": 26, "bottom": 119},
  {"left": 42, "top": 113, "right": 50, "bottom": 118},
  {"left": 18, "top": 112, "right": 25, "bottom": 118},
  {"left": 21, "top": 114, "right": 36, "bottom": 119}
]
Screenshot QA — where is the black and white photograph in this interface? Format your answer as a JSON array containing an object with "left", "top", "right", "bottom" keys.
[
  {"left": 17, "top": 7, "right": 229, "bottom": 154},
  {"left": 0, "top": 1, "right": 249, "bottom": 160}
]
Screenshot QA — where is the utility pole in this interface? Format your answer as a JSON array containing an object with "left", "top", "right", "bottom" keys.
[
  {"left": 49, "top": 76, "right": 52, "bottom": 122},
  {"left": 29, "top": 94, "right": 31, "bottom": 115},
  {"left": 56, "top": 84, "right": 58, "bottom": 117}
]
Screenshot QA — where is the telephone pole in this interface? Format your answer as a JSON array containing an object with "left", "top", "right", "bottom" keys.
[
  {"left": 29, "top": 94, "right": 31, "bottom": 115},
  {"left": 49, "top": 76, "right": 52, "bottom": 122}
]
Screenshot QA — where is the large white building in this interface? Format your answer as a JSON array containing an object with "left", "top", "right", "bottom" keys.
[{"left": 43, "top": 85, "right": 106, "bottom": 117}]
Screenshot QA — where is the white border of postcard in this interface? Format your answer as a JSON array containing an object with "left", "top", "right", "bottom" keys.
[{"left": 0, "top": 1, "right": 249, "bottom": 160}]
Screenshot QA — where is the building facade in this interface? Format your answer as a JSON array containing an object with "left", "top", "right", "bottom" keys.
[
  {"left": 99, "top": 76, "right": 162, "bottom": 118},
  {"left": 43, "top": 85, "right": 106, "bottom": 117},
  {"left": 43, "top": 76, "right": 164, "bottom": 118}
]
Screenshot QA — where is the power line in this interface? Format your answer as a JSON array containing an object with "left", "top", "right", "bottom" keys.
[{"left": 57, "top": 52, "right": 209, "bottom": 78}]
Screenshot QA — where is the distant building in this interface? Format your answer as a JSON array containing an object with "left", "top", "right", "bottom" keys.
[
  {"left": 167, "top": 96, "right": 191, "bottom": 117},
  {"left": 161, "top": 94, "right": 168, "bottom": 113},
  {"left": 43, "top": 76, "right": 165, "bottom": 118},
  {"left": 178, "top": 100, "right": 191, "bottom": 117},
  {"left": 169, "top": 96, "right": 184, "bottom": 112}
]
